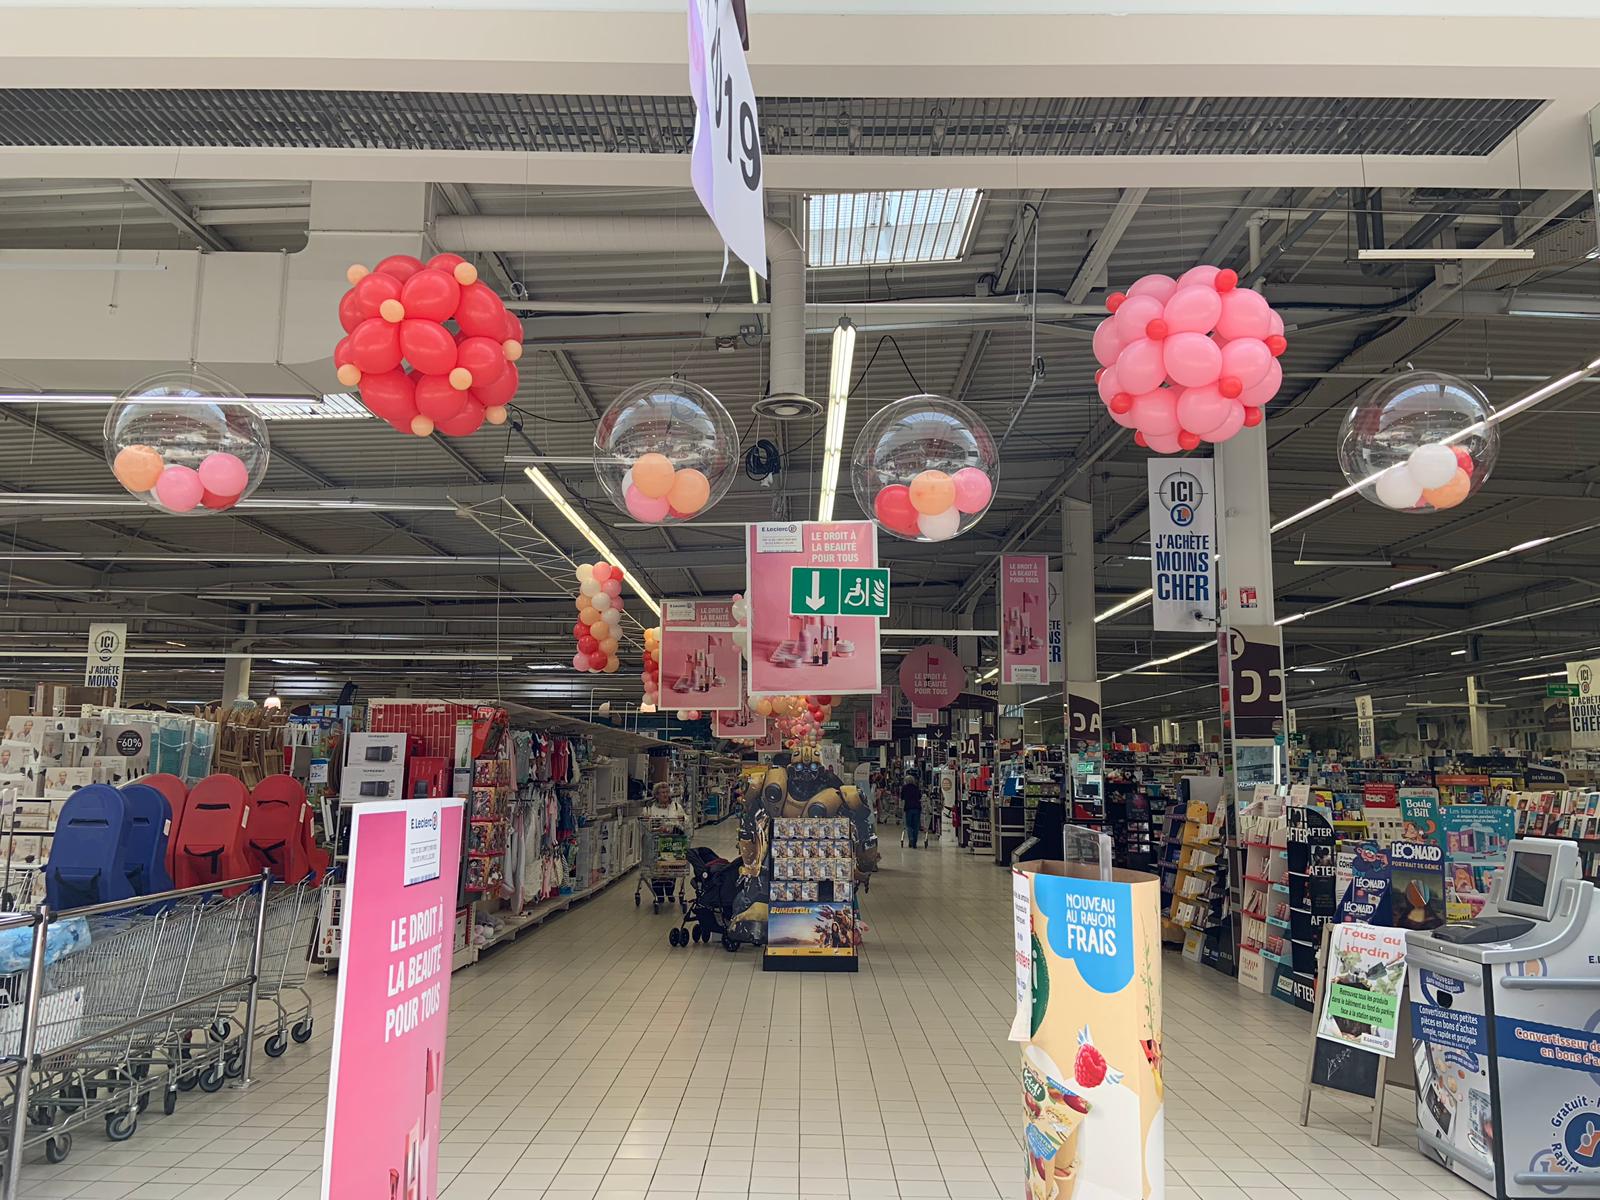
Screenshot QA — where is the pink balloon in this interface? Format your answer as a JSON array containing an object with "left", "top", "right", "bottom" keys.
[
  {"left": 1116, "top": 338, "right": 1167, "bottom": 393},
  {"left": 1091, "top": 318, "right": 1124, "bottom": 369},
  {"left": 1112, "top": 294, "right": 1164, "bottom": 344},
  {"left": 1177, "top": 264, "right": 1222, "bottom": 290},
  {"left": 1238, "top": 358, "right": 1284, "bottom": 407},
  {"left": 1128, "top": 388, "right": 1180, "bottom": 437},
  {"left": 951, "top": 467, "right": 993, "bottom": 514},
  {"left": 1176, "top": 384, "right": 1232, "bottom": 436},
  {"left": 1219, "top": 337, "right": 1272, "bottom": 391},
  {"left": 154, "top": 465, "right": 204, "bottom": 513},
  {"left": 1162, "top": 331, "right": 1223, "bottom": 388},
  {"left": 603, "top": 578, "right": 623, "bottom": 598},
  {"left": 1144, "top": 430, "right": 1185, "bottom": 455},
  {"left": 625, "top": 485, "right": 670, "bottom": 522},
  {"left": 1215, "top": 288, "right": 1272, "bottom": 341},
  {"left": 1267, "top": 309, "right": 1285, "bottom": 338},
  {"left": 1161, "top": 286, "right": 1223, "bottom": 336},
  {"left": 1125, "top": 273, "right": 1179, "bottom": 304},
  {"left": 1200, "top": 403, "right": 1247, "bottom": 444},
  {"left": 1095, "top": 364, "right": 1122, "bottom": 406},
  {"left": 196, "top": 452, "right": 249, "bottom": 500},
  {"left": 572, "top": 651, "right": 589, "bottom": 671}
]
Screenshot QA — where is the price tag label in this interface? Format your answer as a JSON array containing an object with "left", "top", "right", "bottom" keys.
[{"left": 688, "top": 0, "right": 767, "bottom": 276}]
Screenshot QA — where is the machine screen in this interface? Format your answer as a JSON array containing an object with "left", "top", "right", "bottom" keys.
[{"left": 1505, "top": 851, "right": 1552, "bottom": 909}]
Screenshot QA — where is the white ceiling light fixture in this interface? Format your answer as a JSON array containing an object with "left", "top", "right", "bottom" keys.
[
  {"left": 1357, "top": 248, "right": 1536, "bottom": 261},
  {"left": 1451, "top": 649, "right": 1469, "bottom": 656},
  {"left": 816, "top": 316, "right": 856, "bottom": 523},
  {"left": 523, "top": 466, "right": 661, "bottom": 618},
  {"left": 806, "top": 189, "right": 982, "bottom": 269},
  {"left": 1293, "top": 557, "right": 1393, "bottom": 568},
  {"left": 1517, "top": 671, "right": 1568, "bottom": 681}
]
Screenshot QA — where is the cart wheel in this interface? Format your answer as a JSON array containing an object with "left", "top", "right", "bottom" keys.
[
  {"left": 635, "top": 893, "right": 641, "bottom": 907},
  {"left": 224, "top": 1049, "right": 244, "bottom": 1079},
  {"left": 44, "top": 1133, "right": 70, "bottom": 1163},
  {"left": 290, "top": 1019, "right": 313, "bottom": 1044},
  {"left": 208, "top": 1020, "right": 231, "bottom": 1043},
  {"left": 176, "top": 1073, "right": 198, "bottom": 1092},
  {"left": 651, "top": 900, "right": 660, "bottom": 914},
  {"left": 105, "top": 1111, "right": 137, "bottom": 1142},
  {"left": 265, "top": 1033, "right": 288, "bottom": 1058},
  {"left": 722, "top": 934, "right": 737, "bottom": 952},
  {"left": 163, "top": 1088, "right": 178, "bottom": 1116},
  {"left": 199, "top": 1064, "right": 226, "bottom": 1093}
]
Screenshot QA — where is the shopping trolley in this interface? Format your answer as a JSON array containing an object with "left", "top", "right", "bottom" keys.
[
  {"left": 0, "top": 872, "right": 319, "bottom": 1197},
  {"left": 635, "top": 812, "right": 689, "bottom": 914}
]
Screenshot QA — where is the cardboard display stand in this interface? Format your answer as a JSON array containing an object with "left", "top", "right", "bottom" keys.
[{"left": 1015, "top": 860, "right": 1163, "bottom": 1200}]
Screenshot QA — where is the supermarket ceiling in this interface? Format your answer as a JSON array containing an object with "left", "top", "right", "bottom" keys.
[{"left": 0, "top": 2, "right": 1598, "bottom": 723}]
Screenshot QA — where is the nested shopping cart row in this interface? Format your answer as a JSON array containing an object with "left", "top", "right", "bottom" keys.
[{"left": 0, "top": 874, "right": 320, "bottom": 1199}]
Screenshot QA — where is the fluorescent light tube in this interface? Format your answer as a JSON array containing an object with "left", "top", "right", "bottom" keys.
[
  {"left": 1096, "top": 589, "right": 1153, "bottom": 623},
  {"left": 817, "top": 317, "right": 856, "bottom": 522},
  {"left": 1357, "top": 248, "right": 1535, "bottom": 261},
  {"left": 524, "top": 466, "right": 660, "bottom": 617},
  {"left": 1293, "top": 558, "right": 1392, "bottom": 568}
]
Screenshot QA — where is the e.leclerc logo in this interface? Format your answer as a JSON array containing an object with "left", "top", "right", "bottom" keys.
[{"left": 1157, "top": 469, "right": 1205, "bottom": 528}]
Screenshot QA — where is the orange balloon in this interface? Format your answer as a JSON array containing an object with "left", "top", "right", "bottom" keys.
[
  {"left": 411, "top": 415, "right": 435, "bottom": 437},
  {"left": 599, "top": 637, "right": 619, "bottom": 655},
  {"left": 908, "top": 469, "right": 956, "bottom": 515},
  {"left": 1422, "top": 469, "right": 1472, "bottom": 511},
  {"left": 574, "top": 596, "right": 589, "bottom": 612},
  {"left": 667, "top": 467, "right": 711, "bottom": 515},
  {"left": 485, "top": 406, "right": 508, "bottom": 425},
  {"left": 632, "top": 452, "right": 675, "bottom": 499},
  {"left": 603, "top": 656, "right": 620, "bottom": 673},
  {"left": 580, "top": 604, "right": 601, "bottom": 625},
  {"left": 113, "top": 444, "right": 164, "bottom": 493}
]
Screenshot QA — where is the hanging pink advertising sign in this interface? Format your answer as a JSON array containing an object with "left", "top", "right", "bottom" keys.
[
  {"left": 322, "top": 797, "right": 464, "bottom": 1200},
  {"left": 746, "top": 521, "right": 882, "bottom": 697},
  {"left": 755, "top": 723, "right": 781, "bottom": 753},
  {"left": 999, "top": 554, "right": 1049, "bottom": 685},
  {"left": 870, "top": 687, "right": 893, "bottom": 740},
  {"left": 660, "top": 598, "right": 742, "bottom": 711},
  {"left": 853, "top": 710, "right": 869, "bottom": 748},
  {"left": 899, "top": 644, "right": 965, "bottom": 709},
  {"left": 714, "top": 703, "right": 766, "bottom": 739}
]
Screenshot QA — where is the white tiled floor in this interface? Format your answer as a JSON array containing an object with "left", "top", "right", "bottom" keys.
[{"left": 18, "top": 821, "right": 1483, "bottom": 1200}]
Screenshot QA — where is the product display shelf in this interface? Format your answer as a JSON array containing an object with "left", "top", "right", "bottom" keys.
[
  {"left": 1276, "top": 796, "right": 1335, "bottom": 1011},
  {"left": 1158, "top": 801, "right": 1189, "bottom": 943},
  {"left": 1236, "top": 797, "right": 1286, "bottom": 994},
  {"left": 1169, "top": 795, "right": 1227, "bottom": 952}
]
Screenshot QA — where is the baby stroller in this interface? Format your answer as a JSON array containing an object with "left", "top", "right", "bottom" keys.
[{"left": 668, "top": 845, "right": 744, "bottom": 951}]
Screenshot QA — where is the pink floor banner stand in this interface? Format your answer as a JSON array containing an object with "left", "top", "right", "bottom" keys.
[
  {"left": 1000, "top": 554, "right": 1049, "bottom": 685},
  {"left": 322, "top": 797, "right": 465, "bottom": 1200}
]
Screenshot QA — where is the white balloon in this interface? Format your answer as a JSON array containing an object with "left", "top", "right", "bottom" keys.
[
  {"left": 1375, "top": 464, "right": 1424, "bottom": 510},
  {"left": 917, "top": 506, "right": 961, "bottom": 541},
  {"left": 579, "top": 579, "right": 600, "bottom": 598},
  {"left": 602, "top": 608, "right": 622, "bottom": 626},
  {"left": 591, "top": 592, "right": 613, "bottom": 611},
  {"left": 576, "top": 563, "right": 595, "bottom": 583},
  {"left": 1407, "top": 442, "right": 1458, "bottom": 490}
]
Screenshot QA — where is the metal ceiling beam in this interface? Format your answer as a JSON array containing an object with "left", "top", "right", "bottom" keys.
[
  {"left": 953, "top": 189, "right": 1046, "bottom": 403},
  {"left": 123, "top": 179, "right": 232, "bottom": 253},
  {"left": 1203, "top": 187, "right": 1280, "bottom": 267},
  {"left": 1066, "top": 187, "right": 1148, "bottom": 303},
  {"left": 1241, "top": 188, "right": 1338, "bottom": 286}
]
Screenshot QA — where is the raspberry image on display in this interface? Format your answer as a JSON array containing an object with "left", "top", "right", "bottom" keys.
[{"left": 1074, "top": 1026, "right": 1124, "bottom": 1089}]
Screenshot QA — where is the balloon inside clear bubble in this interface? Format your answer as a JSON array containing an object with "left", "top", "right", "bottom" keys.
[
  {"left": 850, "top": 394, "right": 999, "bottom": 542},
  {"left": 592, "top": 378, "right": 739, "bottom": 524},
  {"left": 1337, "top": 370, "right": 1498, "bottom": 514},
  {"left": 103, "top": 370, "right": 271, "bottom": 514}
]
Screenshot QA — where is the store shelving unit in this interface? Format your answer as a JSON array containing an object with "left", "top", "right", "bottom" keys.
[
  {"left": 1237, "top": 792, "right": 1286, "bottom": 994},
  {"left": 1168, "top": 776, "right": 1229, "bottom": 959}
]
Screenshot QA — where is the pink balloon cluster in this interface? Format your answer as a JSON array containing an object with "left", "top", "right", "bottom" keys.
[
  {"left": 1093, "top": 266, "right": 1288, "bottom": 454},
  {"left": 112, "top": 446, "right": 252, "bottom": 513}
]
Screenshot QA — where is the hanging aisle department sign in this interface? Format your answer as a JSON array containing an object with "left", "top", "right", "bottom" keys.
[
  {"left": 85, "top": 622, "right": 127, "bottom": 702},
  {"left": 1147, "top": 459, "right": 1216, "bottom": 633},
  {"left": 687, "top": 0, "right": 767, "bottom": 277}
]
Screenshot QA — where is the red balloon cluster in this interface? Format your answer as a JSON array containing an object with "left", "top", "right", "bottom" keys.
[
  {"left": 571, "top": 562, "right": 625, "bottom": 674},
  {"left": 768, "top": 693, "right": 833, "bottom": 747},
  {"left": 1093, "top": 266, "right": 1288, "bottom": 454},
  {"left": 333, "top": 253, "right": 523, "bottom": 438}
]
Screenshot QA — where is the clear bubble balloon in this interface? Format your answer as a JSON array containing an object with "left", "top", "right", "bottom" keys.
[
  {"left": 851, "top": 394, "right": 999, "bottom": 542},
  {"left": 104, "top": 370, "right": 271, "bottom": 514},
  {"left": 593, "top": 378, "right": 739, "bottom": 524},
  {"left": 1337, "top": 371, "right": 1498, "bottom": 514}
]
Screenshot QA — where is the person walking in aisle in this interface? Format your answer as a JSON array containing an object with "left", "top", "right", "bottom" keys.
[{"left": 901, "top": 773, "right": 924, "bottom": 848}]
